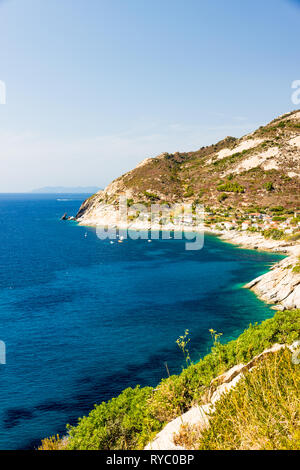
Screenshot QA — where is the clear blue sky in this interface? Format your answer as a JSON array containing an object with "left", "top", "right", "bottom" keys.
[{"left": 0, "top": 0, "right": 299, "bottom": 191}]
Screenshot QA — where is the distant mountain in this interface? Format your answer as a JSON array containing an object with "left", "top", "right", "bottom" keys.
[{"left": 31, "top": 186, "right": 101, "bottom": 194}]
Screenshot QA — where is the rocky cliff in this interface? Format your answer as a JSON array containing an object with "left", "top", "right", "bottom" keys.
[{"left": 245, "top": 245, "right": 300, "bottom": 310}]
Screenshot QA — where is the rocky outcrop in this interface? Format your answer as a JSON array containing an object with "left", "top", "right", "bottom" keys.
[
  {"left": 212, "top": 230, "right": 300, "bottom": 310},
  {"left": 144, "top": 341, "right": 300, "bottom": 450},
  {"left": 76, "top": 192, "right": 104, "bottom": 219},
  {"left": 219, "top": 229, "right": 294, "bottom": 253},
  {"left": 245, "top": 247, "right": 300, "bottom": 310},
  {"left": 60, "top": 213, "right": 76, "bottom": 221}
]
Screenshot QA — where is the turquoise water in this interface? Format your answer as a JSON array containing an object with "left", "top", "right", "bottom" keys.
[{"left": 0, "top": 194, "right": 283, "bottom": 449}]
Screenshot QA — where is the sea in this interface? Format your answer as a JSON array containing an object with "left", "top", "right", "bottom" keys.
[{"left": 0, "top": 193, "right": 284, "bottom": 449}]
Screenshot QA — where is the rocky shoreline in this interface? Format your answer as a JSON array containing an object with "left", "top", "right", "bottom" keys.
[
  {"left": 214, "top": 229, "right": 300, "bottom": 310},
  {"left": 76, "top": 206, "right": 300, "bottom": 310}
]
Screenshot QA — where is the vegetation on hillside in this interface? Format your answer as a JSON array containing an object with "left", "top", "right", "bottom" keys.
[
  {"left": 175, "top": 348, "right": 300, "bottom": 450},
  {"left": 76, "top": 110, "right": 300, "bottom": 214},
  {"left": 39, "top": 309, "right": 300, "bottom": 450}
]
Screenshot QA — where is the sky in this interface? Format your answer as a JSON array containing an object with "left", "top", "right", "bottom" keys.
[{"left": 0, "top": 0, "right": 299, "bottom": 192}]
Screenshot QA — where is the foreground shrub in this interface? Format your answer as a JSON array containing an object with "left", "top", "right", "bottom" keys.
[
  {"left": 66, "top": 386, "right": 160, "bottom": 450},
  {"left": 41, "top": 309, "right": 300, "bottom": 450},
  {"left": 38, "top": 435, "right": 67, "bottom": 450}
]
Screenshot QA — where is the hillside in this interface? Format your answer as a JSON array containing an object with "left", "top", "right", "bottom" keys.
[
  {"left": 76, "top": 110, "right": 300, "bottom": 220},
  {"left": 146, "top": 341, "right": 300, "bottom": 450},
  {"left": 74, "top": 110, "right": 300, "bottom": 313},
  {"left": 40, "top": 309, "right": 300, "bottom": 450}
]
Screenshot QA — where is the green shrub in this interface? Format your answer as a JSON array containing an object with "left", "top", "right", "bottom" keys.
[
  {"left": 39, "top": 435, "right": 67, "bottom": 450},
  {"left": 285, "top": 231, "right": 300, "bottom": 242},
  {"left": 127, "top": 198, "right": 134, "bottom": 207},
  {"left": 265, "top": 181, "right": 274, "bottom": 191},
  {"left": 43, "top": 309, "right": 300, "bottom": 450},
  {"left": 143, "top": 191, "right": 160, "bottom": 201},
  {"left": 218, "top": 193, "right": 228, "bottom": 202},
  {"left": 263, "top": 228, "right": 285, "bottom": 240},
  {"left": 184, "top": 188, "right": 194, "bottom": 198},
  {"left": 270, "top": 206, "right": 284, "bottom": 213},
  {"left": 292, "top": 257, "right": 300, "bottom": 273},
  {"left": 67, "top": 386, "right": 160, "bottom": 450},
  {"left": 217, "top": 182, "right": 245, "bottom": 193},
  {"left": 148, "top": 309, "right": 300, "bottom": 422}
]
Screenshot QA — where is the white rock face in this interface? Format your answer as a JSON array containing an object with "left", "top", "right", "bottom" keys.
[
  {"left": 226, "top": 147, "right": 279, "bottom": 175},
  {"left": 215, "top": 139, "right": 264, "bottom": 161},
  {"left": 289, "top": 135, "right": 300, "bottom": 149},
  {"left": 144, "top": 405, "right": 211, "bottom": 450},
  {"left": 209, "top": 230, "right": 300, "bottom": 310}
]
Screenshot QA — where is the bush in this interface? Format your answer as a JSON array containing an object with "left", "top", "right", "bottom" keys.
[
  {"left": 270, "top": 206, "right": 284, "bottom": 213},
  {"left": 127, "top": 198, "right": 134, "bottom": 207},
  {"left": 218, "top": 193, "right": 228, "bottom": 202},
  {"left": 263, "top": 228, "right": 285, "bottom": 240},
  {"left": 184, "top": 188, "right": 194, "bottom": 198},
  {"left": 292, "top": 257, "right": 300, "bottom": 273},
  {"left": 143, "top": 191, "right": 160, "bottom": 201},
  {"left": 217, "top": 182, "right": 245, "bottom": 193},
  {"left": 265, "top": 181, "right": 274, "bottom": 191},
  {"left": 41, "top": 309, "right": 300, "bottom": 450},
  {"left": 148, "top": 309, "right": 300, "bottom": 423},
  {"left": 38, "top": 435, "right": 67, "bottom": 450},
  {"left": 285, "top": 231, "right": 300, "bottom": 242},
  {"left": 67, "top": 386, "right": 161, "bottom": 450}
]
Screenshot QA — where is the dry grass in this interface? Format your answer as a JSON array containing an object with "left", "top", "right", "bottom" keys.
[
  {"left": 194, "top": 349, "right": 300, "bottom": 450},
  {"left": 38, "top": 434, "right": 68, "bottom": 450},
  {"left": 173, "top": 423, "right": 203, "bottom": 449}
]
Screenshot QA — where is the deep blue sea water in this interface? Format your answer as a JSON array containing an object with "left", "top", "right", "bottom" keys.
[{"left": 0, "top": 194, "right": 284, "bottom": 449}]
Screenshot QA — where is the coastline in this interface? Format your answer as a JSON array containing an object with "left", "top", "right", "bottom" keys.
[
  {"left": 210, "top": 228, "right": 300, "bottom": 310},
  {"left": 76, "top": 213, "right": 300, "bottom": 310},
  {"left": 41, "top": 203, "right": 299, "bottom": 450}
]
